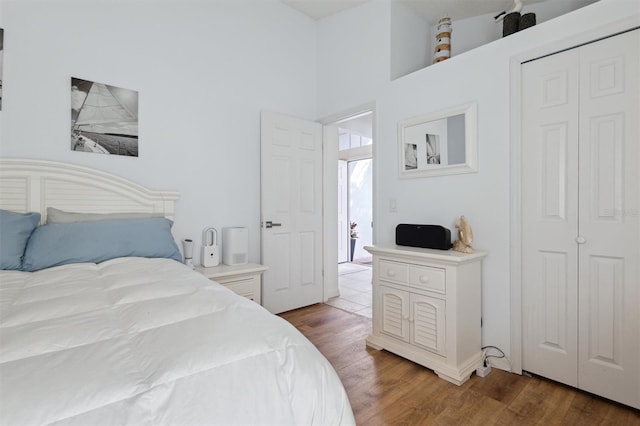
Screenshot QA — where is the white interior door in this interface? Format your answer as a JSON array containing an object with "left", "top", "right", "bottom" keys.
[
  {"left": 522, "top": 30, "right": 639, "bottom": 409},
  {"left": 337, "top": 160, "right": 348, "bottom": 263},
  {"left": 576, "top": 30, "right": 639, "bottom": 408},
  {"left": 261, "top": 111, "right": 323, "bottom": 314},
  {"left": 521, "top": 47, "right": 580, "bottom": 387}
]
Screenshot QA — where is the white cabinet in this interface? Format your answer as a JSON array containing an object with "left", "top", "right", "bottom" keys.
[
  {"left": 365, "top": 245, "right": 487, "bottom": 385},
  {"left": 380, "top": 286, "right": 446, "bottom": 357},
  {"left": 196, "top": 263, "right": 268, "bottom": 305}
]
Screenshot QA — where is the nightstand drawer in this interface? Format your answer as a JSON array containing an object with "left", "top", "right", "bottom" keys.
[
  {"left": 221, "top": 277, "right": 259, "bottom": 301},
  {"left": 379, "top": 260, "right": 409, "bottom": 284},
  {"left": 196, "top": 263, "right": 267, "bottom": 305},
  {"left": 408, "top": 265, "right": 445, "bottom": 294}
]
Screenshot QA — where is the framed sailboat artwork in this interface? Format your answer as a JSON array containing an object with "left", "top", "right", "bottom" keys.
[{"left": 70, "top": 77, "right": 139, "bottom": 157}]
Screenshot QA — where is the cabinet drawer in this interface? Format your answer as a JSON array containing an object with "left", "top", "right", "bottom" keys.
[
  {"left": 216, "top": 275, "right": 258, "bottom": 286},
  {"left": 217, "top": 276, "right": 259, "bottom": 301},
  {"left": 379, "top": 260, "right": 409, "bottom": 284},
  {"left": 408, "top": 265, "right": 445, "bottom": 294},
  {"left": 223, "top": 278, "right": 256, "bottom": 299}
]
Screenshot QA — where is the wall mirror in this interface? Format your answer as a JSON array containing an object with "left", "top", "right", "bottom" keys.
[{"left": 398, "top": 102, "right": 478, "bottom": 178}]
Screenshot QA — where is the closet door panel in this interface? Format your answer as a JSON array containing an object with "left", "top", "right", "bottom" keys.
[
  {"left": 578, "top": 29, "right": 639, "bottom": 409},
  {"left": 588, "top": 114, "right": 624, "bottom": 223},
  {"left": 521, "top": 49, "right": 580, "bottom": 387},
  {"left": 585, "top": 256, "right": 623, "bottom": 362}
]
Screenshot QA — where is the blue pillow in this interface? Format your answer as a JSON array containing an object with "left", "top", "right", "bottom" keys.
[
  {"left": 0, "top": 210, "right": 42, "bottom": 270},
  {"left": 22, "top": 217, "right": 182, "bottom": 272}
]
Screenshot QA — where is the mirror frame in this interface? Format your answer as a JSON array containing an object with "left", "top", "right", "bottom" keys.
[{"left": 398, "top": 102, "right": 478, "bottom": 178}]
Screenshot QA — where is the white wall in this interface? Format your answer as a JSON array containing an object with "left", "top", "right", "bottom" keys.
[
  {"left": 0, "top": 0, "right": 317, "bottom": 263},
  {"left": 390, "top": 0, "right": 430, "bottom": 80},
  {"left": 316, "top": 0, "right": 389, "bottom": 119},
  {"left": 316, "top": 0, "right": 640, "bottom": 359}
]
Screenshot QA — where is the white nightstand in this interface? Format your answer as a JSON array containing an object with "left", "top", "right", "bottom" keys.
[
  {"left": 196, "top": 263, "right": 268, "bottom": 305},
  {"left": 364, "top": 245, "right": 487, "bottom": 386}
]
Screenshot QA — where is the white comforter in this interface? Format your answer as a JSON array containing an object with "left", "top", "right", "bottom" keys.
[{"left": 0, "top": 258, "right": 354, "bottom": 425}]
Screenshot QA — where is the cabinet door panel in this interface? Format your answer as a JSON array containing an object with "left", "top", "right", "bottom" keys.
[
  {"left": 410, "top": 294, "right": 446, "bottom": 356},
  {"left": 380, "top": 286, "right": 409, "bottom": 341}
]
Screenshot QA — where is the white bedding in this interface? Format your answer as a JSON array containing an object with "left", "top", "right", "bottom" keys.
[{"left": 0, "top": 258, "right": 354, "bottom": 425}]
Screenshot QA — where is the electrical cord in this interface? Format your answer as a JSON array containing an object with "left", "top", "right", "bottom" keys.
[{"left": 481, "top": 345, "right": 512, "bottom": 370}]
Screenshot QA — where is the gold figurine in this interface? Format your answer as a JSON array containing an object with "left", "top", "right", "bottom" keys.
[{"left": 452, "top": 215, "right": 474, "bottom": 253}]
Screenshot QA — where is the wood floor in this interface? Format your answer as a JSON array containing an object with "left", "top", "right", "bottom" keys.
[{"left": 279, "top": 303, "right": 640, "bottom": 425}]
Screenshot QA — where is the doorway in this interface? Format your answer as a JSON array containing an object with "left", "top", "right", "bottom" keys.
[
  {"left": 326, "top": 110, "right": 373, "bottom": 317},
  {"left": 336, "top": 113, "right": 373, "bottom": 264},
  {"left": 344, "top": 158, "right": 372, "bottom": 264}
]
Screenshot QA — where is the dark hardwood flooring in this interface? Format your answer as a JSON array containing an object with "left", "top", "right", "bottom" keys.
[{"left": 279, "top": 303, "right": 640, "bottom": 425}]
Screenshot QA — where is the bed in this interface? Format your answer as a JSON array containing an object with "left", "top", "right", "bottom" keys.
[{"left": 0, "top": 159, "right": 355, "bottom": 426}]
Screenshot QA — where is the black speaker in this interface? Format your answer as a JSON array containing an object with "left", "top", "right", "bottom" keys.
[{"left": 395, "top": 224, "right": 452, "bottom": 250}]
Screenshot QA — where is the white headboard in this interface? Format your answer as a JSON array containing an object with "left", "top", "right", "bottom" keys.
[{"left": 0, "top": 159, "right": 180, "bottom": 222}]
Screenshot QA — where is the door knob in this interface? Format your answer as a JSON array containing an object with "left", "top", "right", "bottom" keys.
[
  {"left": 575, "top": 236, "right": 586, "bottom": 244},
  {"left": 265, "top": 221, "right": 282, "bottom": 229}
]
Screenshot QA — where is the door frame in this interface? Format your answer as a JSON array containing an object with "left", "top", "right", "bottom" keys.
[
  {"left": 337, "top": 160, "right": 349, "bottom": 264},
  {"left": 320, "top": 102, "right": 376, "bottom": 301},
  {"left": 509, "top": 17, "right": 640, "bottom": 374}
]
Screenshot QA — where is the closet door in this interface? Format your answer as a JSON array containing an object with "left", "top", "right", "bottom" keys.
[
  {"left": 521, "top": 48, "right": 580, "bottom": 387},
  {"left": 577, "top": 30, "right": 639, "bottom": 408},
  {"left": 522, "top": 29, "right": 639, "bottom": 409}
]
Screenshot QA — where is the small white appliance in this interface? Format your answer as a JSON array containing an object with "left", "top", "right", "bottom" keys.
[
  {"left": 201, "top": 227, "right": 220, "bottom": 267},
  {"left": 182, "top": 239, "right": 194, "bottom": 269},
  {"left": 222, "top": 227, "right": 248, "bottom": 265}
]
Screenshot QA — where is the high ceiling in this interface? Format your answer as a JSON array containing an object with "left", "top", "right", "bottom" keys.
[
  {"left": 281, "top": 0, "right": 548, "bottom": 23},
  {"left": 282, "top": 0, "right": 369, "bottom": 20}
]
